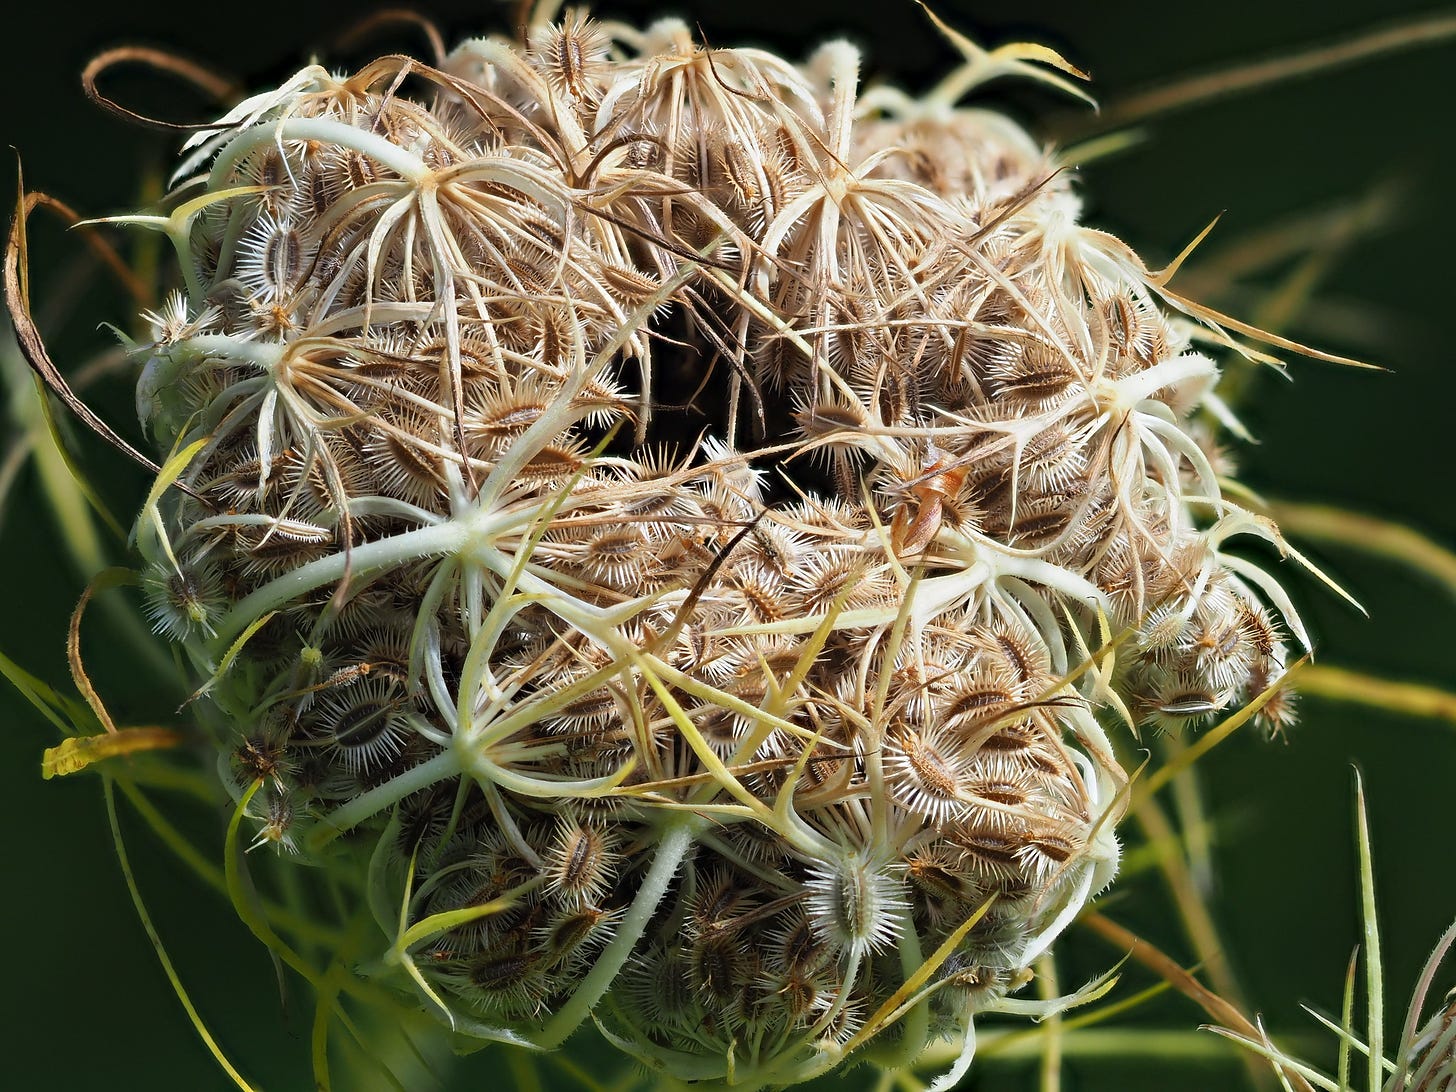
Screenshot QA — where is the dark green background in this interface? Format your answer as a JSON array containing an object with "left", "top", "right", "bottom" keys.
[{"left": 3, "top": 1, "right": 1453, "bottom": 1088}]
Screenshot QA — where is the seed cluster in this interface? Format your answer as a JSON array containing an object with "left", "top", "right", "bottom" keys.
[{"left": 128, "top": 8, "right": 1299, "bottom": 1083}]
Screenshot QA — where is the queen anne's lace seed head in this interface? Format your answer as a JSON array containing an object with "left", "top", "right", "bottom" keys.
[
  {"left": 1408, "top": 988, "right": 1456, "bottom": 1091},
  {"left": 104, "top": 5, "right": 1313, "bottom": 1085}
]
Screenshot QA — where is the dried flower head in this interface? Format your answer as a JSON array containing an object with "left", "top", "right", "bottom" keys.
[{"left": 13, "top": 2, "right": 1334, "bottom": 1086}]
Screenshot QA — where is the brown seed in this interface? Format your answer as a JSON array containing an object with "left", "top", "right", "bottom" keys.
[{"left": 545, "top": 818, "right": 613, "bottom": 905}]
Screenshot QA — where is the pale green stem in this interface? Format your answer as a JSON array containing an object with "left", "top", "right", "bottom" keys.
[
  {"left": 211, "top": 519, "right": 469, "bottom": 649},
  {"left": 864, "top": 909, "right": 931, "bottom": 1071},
  {"left": 210, "top": 118, "right": 430, "bottom": 188},
  {"left": 173, "top": 334, "right": 284, "bottom": 370},
  {"left": 310, "top": 750, "right": 462, "bottom": 849},
  {"left": 537, "top": 817, "right": 701, "bottom": 1049},
  {"left": 1038, "top": 952, "right": 1063, "bottom": 1092}
]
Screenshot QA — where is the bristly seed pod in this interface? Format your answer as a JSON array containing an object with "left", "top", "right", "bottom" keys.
[
  {"left": 804, "top": 849, "right": 908, "bottom": 959},
  {"left": 543, "top": 815, "right": 615, "bottom": 907}
]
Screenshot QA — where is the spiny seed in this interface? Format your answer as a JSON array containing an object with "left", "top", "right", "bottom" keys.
[
  {"left": 792, "top": 557, "right": 861, "bottom": 613},
  {"left": 468, "top": 951, "right": 538, "bottom": 992},
  {"left": 690, "top": 870, "right": 756, "bottom": 938},
  {"left": 345, "top": 152, "right": 378, "bottom": 188},
  {"left": 943, "top": 685, "right": 1016, "bottom": 723},
  {"left": 520, "top": 444, "right": 584, "bottom": 479},
  {"left": 542, "top": 907, "right": 609, "bottom": 960},
  {"left": 600, "top": 263, "right": 661, "bottom": 307},
  {"left": 142, "top": 564, "right": 221, "bottom": 640},
  {"left": 990, "top": 629, "right": 1039, "bottom": 685},
  {"left": 805, "top": 850, "right": 906, "bottom": 958},
  {"left": 255, "top": 150, "right": 289, "bottom": 191},
  {"left": 956, "top": 833, "right": 1026, "bottom": 881},
  {"left": 903, "top": 847, "right": 967, "bottom": 902},
  {"left": 971, "top": 779, "right": 1028, "bottom": 807},
  {"left": 1238, "top": 602, "right": 1280, "bottom": 656},
  {"left": 987, "top": 343, "right": 1077, "bottom": 403},
  {"left": 1024, "top": 831, "right": 1077, "bottom": 863},
  {"left": 471, "top": 400, "right": 545, "bottom": 437},
  {"left": 773, "top": 914, "right": 825, "bottom": 970},
  {"left": 380, "top": 432, "right": 444, "bottom": 488},
  {"left": 548, "top": 689, "right": 618, "bottom": 729},
  {"left": 796, "top": 401, "right": 868, "bottom": 437},
  {"left": 535, "top": 12, "right": 608, "bottom": 102},
  {"left": 264, "top": 230, "right": 302, "bottom": 290},
  {"left": 887, "top": 728, "right": 965, "bottom": 821},
  {"left": 232, "top": 735, "right": 292, "bottom": 786},
  {"left": 1006, "top": 507, "right": 1070, "bottom": 544},
  {"left": 906, "top": 743, "right": 957, "bottom": 793},
  {"left": 1157, "top": 691, "right": 1220, "bottom": 717},
  {"left": 315, "top": 682, "right": 408, "bottom": 773},
  {"left": 546, "top": 819, "right": 613, "bottom": 905},
  {"left": 251, "top": 791, "right": 296, "bottom": 851},
  {"left": 692, "top": 937, "right": 747, "bottom": 1002},
  {"left": 333, "top": 699, "right": 393, "bottom": 743},
  {"left": 777, "top": 972, "right": 822, "bottom": 1020}
]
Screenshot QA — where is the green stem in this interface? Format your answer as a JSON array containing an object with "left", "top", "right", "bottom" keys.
[
  {"left": 105, "top": 779, "right": 258, "bottom": 1092},
  {"left": 1037, "top": 952, "right": 1063, "bottom": 1092},
  {"left": 310, "top": 749, "right": 462, "bottom": 850},
  {"left": 537, "top": 817, "right": 700, "bottom": 1048},
  {"left": 212, "top": 519, "right": 468, "bottom": 649}
]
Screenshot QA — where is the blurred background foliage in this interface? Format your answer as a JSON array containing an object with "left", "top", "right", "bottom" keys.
[{"left": 2, "top": 0, "right": 1453, "bottom": 1089}]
